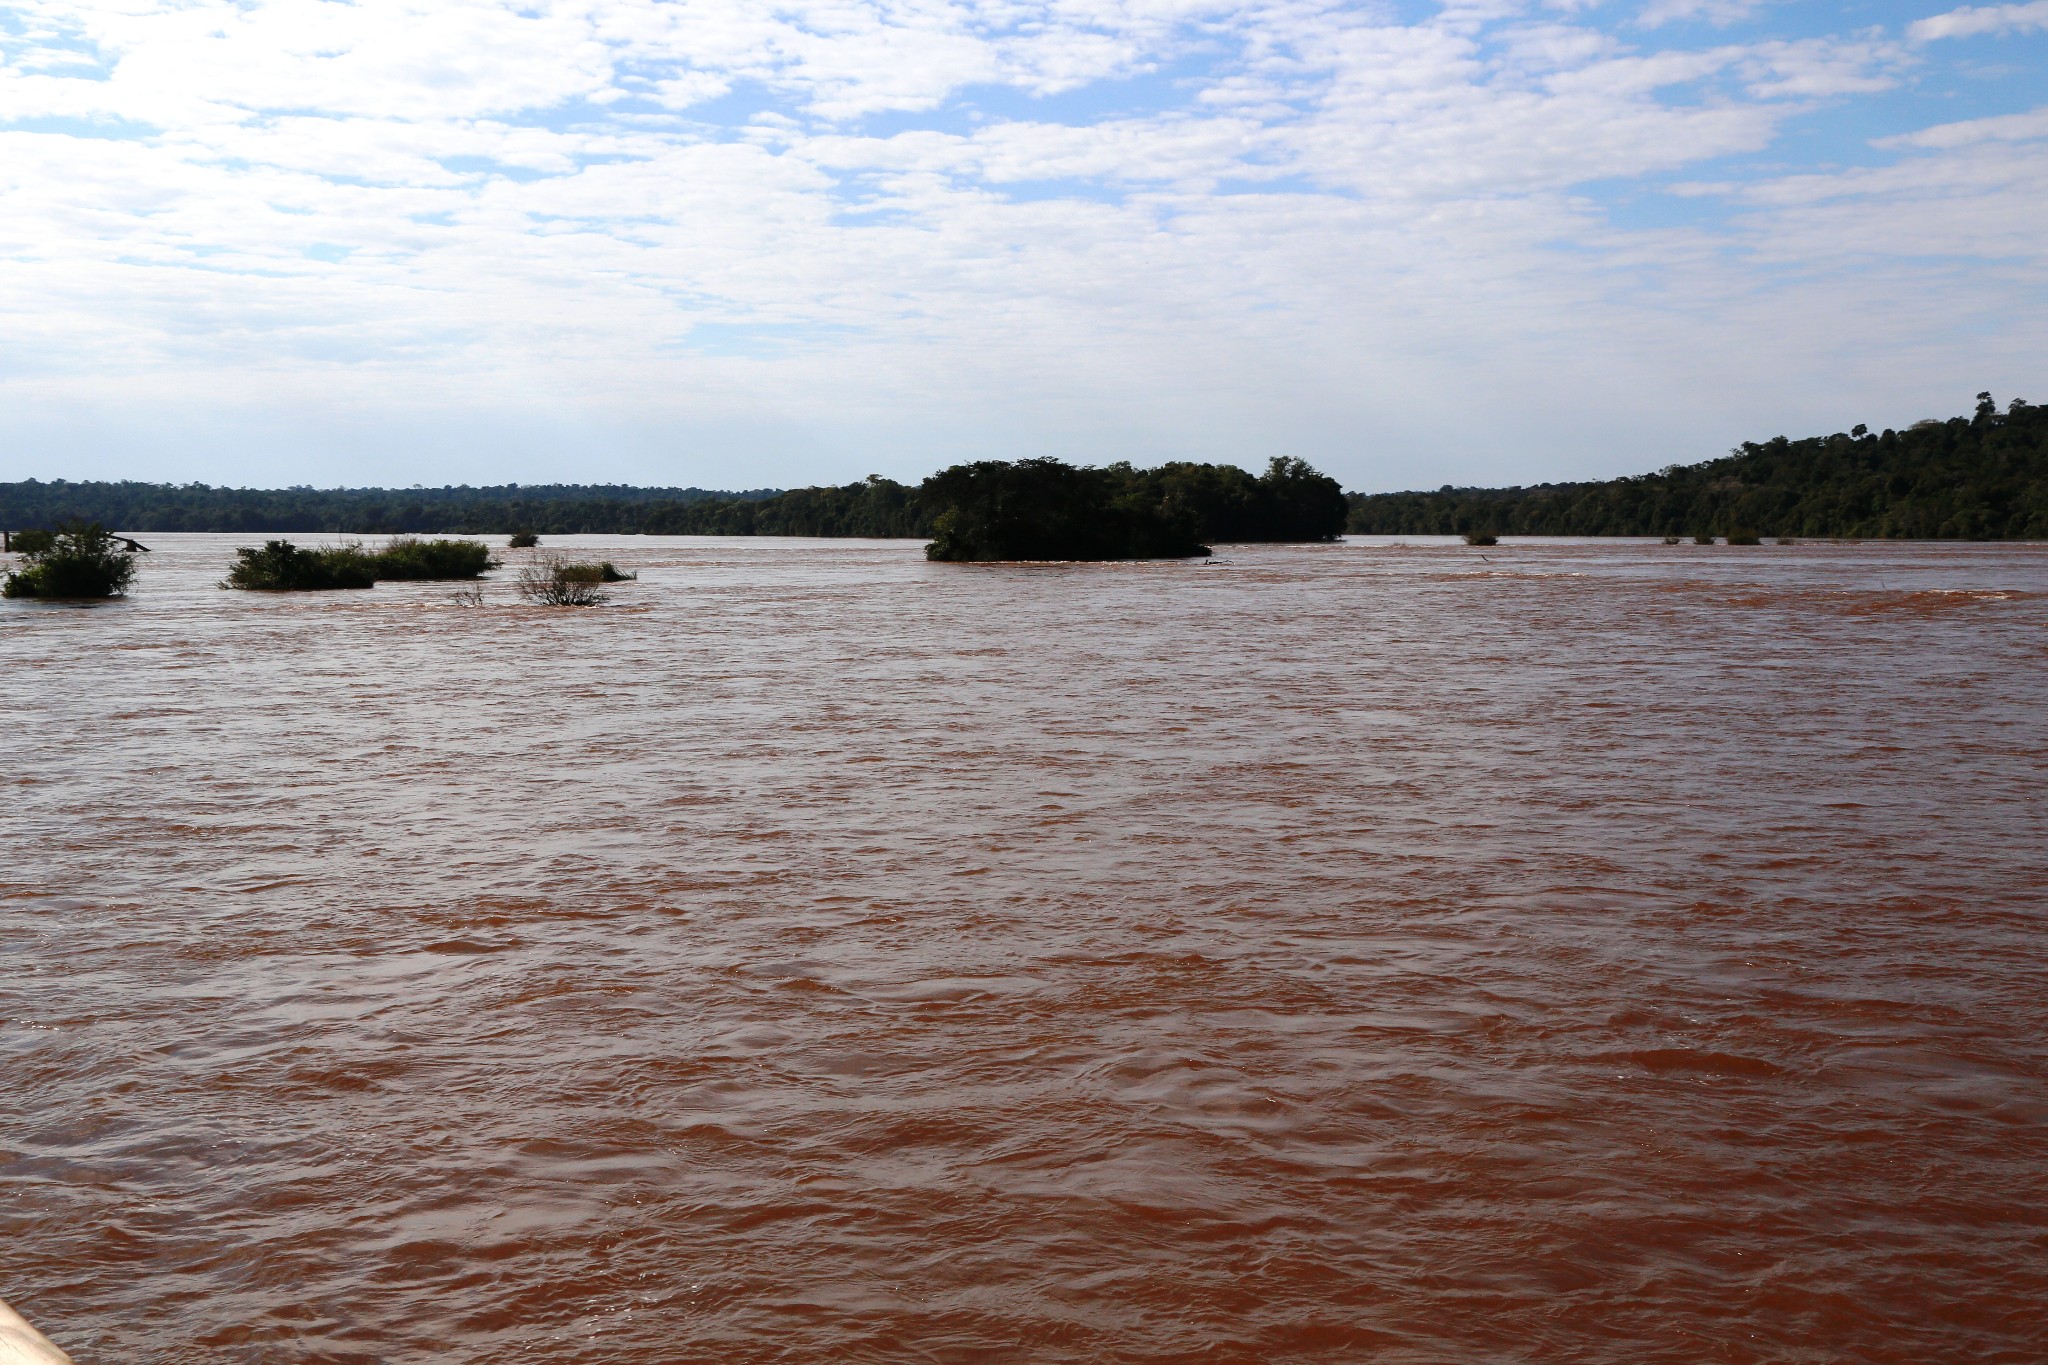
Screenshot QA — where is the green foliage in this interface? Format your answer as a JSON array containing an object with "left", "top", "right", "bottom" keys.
[
  {"left": 518, "top": 555, "right": 613, "bottom": 605},
  {"left": 1464, "top": 530, "right": 1498, "bottom": 546},
  {"left": 1727, "top": 529, "right": 1762, "bottom": 545},
  {"left": 0, "top": 482, "right": 777, "bottom": 535},
  {"left": 222, "top": 540, "right": 379, "bottom": 591},
  {"left": 595, "top": 561, "right": 635, "bottom": 582},
  {"left": 373, "top": 536, "right": 497, "bottom": 580},
  {"left": 2, "top": 520, "right": 137, "bottom": 599},
  {"left": 4, "top": 461, "right": 1347, "bottom": 549},
  {"left": 1694, "top": 531, "right": 1717, "bottom": 545},
  {"left": 640, "top": 475, "right": 928, "bottom": 537},
  {"left": 920, "top": 459, "right": 1209, "bottom": 562},
  {"left": 1346, "top": 395, "right": 2048, "bottom": 540},
  {"left": 915, "top": 455, "right": 1346, "bottom": 561}
]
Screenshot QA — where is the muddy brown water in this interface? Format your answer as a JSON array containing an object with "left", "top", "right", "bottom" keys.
[{"left": 3, "top": 535, "right": 2045, "bottom": 1364}]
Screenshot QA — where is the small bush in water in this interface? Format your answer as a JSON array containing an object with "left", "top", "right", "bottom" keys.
[
  {"left": 1693, "top": 531, "right": 1717, "bottom": 545},
  {"left": 1463, "top": 530, "right": 1498, "bottom": 546},
  {"left": 518, "top": 555, "right": 614, "bottom": 605},
  {"left": 375, "top": 536, "right": 498, "bottom": 580},
  {"left": 508, "top": 530, "right": 540, "bottom": 548},
  {"left": 223, "top": 540, "right": 379, "bottom": 591},
  {"left": 3, "top": 520, "right": 137, "bottom": 599},
  {"left": 1726, "top": 529, "right": 1763, "bottom": 545}
]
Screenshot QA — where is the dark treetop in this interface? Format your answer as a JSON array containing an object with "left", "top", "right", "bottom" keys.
[{"left": 1347, "top": 393, "right": 2048, "bottom": 540}]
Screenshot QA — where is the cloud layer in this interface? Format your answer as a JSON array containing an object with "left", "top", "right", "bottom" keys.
[{"left": 1, "top": 0, "right": 2044, "bottom": 489}]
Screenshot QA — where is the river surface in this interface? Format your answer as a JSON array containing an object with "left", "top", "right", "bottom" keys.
[{"left": 3, "top": 535, "right": 2045, "bottom": 1364}]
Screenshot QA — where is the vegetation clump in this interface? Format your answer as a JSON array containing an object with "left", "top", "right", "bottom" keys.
[
  {"left": 922, "top": 459, "right": 1207, "bottom": 562},
  {"left": 508, "top": 530, "right": 540, "bottom": 548},
  {"left": 1463, "top": 530, "right": 1498, "bottom": 546},
  {"left": 223, "top": 540, "right": 379, "bottom": 591},
  {"left": 374, "top": 536, "right": 497, "bottom": 580},
  {"left": 917, "top": 456, "right": 1345, "bottom": 562},
  {"left": 1727, "top": 529, "right": 1763, "bottom": 545},
  {"left": 1693, "top": 531, "right": 1716, "bottom": 545},
  {"left": 518, "top": 555, "right": 617, "bottom": 605},
  {"left": 2, "top": 520, "right": 137, "bottom": 599}
]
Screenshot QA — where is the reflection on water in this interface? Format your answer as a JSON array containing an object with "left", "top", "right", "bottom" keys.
[{"left": 4, "top": 535, "right": 2046, "bottom": 1363}]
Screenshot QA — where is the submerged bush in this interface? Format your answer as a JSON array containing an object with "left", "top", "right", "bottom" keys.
[
  {"left": 1693, "top": 531, "right": 1717, "bottom": 545},
  {"left": 518, "top": 555, "right": 614, "bottom": 605},
  {"left": 508, "top": 530, "right": 540, "bottom": 548},
  {"left": 1662, "top": 535, "right": 1682, "bottom": 545},
  {"left": 595, "top": 561, "right": 635, "bottom": 582},
  {"left": 1463, "top": 530, "right": 1498, "bottom": 546},
  {"left": 223, "top": 540, "right": 379, "bottom": 591},
  {"left": 1727, "top": 529, "right": 1763, "bottom": 545},
  {"left": 2, "top": 520, "right": 137, "bottom": 599},
  {"left": 375, "top": 536, "right": 497, "bottom": 580}
]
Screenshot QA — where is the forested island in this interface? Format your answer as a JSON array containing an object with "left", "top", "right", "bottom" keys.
[{"left": 1347, "top": 394, "right": 2048, "bottom": 540}]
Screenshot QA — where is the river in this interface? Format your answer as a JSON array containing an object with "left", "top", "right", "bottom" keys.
[{"left": 3, "top": 534, "right": 2044, "bottom": 1363}]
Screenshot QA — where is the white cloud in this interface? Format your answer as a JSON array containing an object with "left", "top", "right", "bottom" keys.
[{"left": 1908, "top": 1, "right": 2048, "bottom": 41}]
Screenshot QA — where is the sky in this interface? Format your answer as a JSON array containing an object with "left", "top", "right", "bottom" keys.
[{"left": 0, "top": 0, "right": 2043, "bottom": 492}]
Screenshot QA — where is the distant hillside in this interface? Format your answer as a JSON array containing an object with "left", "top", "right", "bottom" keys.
[
  {"left": 0, "top": 481, "right": 778, "bottom": 535},
  {"left": 1348, "top": 393, "right": 2048, "bottom": 540}
]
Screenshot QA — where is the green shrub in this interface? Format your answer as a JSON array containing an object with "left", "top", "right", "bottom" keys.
[
  {"left": 596, "top": 561, "right": 635, "bottom": 582},
  {"left": 2, "top": 520, "right": 137, "bottom": 599},
  {"left": 1662, "top": 535, "right": 1681, "bottom": 545},
  {"left": 375, "top": 536, "right": 497, "bottom": 580},
  {"left": 508, "top": 530, "right": 540, "bottom": 548},
  {"left": 1727, "top": 529, "right": 1763, "bottom": 545},
  {"left": 1463, "top": 530, "right": 1498, "bottom": 546},
  {"left": 223, "top": 540, "right": 379, "bottom": 591},
  {"left": 1693, "top": 531, "right": 1716, "bottom": 545},
  {"left": 518, "top": 555, "right": 613, "bottom": 605}
]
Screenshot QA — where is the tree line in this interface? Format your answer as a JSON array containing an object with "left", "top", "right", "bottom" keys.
[
  {"left": 2, "top": 458, "right": 1350, "bottom": 551},
  {"left": 0, "top": 481, "right": 776, "bottom": 535},
  {"left": 1346, "top": 394, "right": 2048, "bottom": 540}
]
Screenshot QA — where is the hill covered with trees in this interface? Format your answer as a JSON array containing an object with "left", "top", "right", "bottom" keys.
[{"left": 1347, "top": 393, "right": 2048, "bottom": 540}]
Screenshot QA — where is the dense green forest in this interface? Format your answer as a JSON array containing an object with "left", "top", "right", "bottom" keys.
[
  {"left": 0, "top": 481, "right": 775, "bottom": 534},
  {"left": 1347, "top": 394, "right": 2048, "bottom": 539},
  {"left": 1, "top": 457, "right": 1347, "bottom": 550},
  {"left": 12, "top": 395, "right": 2039, "bottom": 545}
]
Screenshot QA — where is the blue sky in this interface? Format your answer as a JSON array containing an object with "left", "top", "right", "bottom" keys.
[{"left": 0, "top": 0, "right": 2043, "bottom": 492}]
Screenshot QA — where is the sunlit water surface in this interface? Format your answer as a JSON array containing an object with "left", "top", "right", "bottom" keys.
[{"left": 4, "top": 534, "right": 2045, "bottom": 1364}]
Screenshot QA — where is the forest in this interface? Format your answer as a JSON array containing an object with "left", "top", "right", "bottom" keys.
[
  {"left": 10, "top": 394, "right": 2042, "bottom": 544},
  {"left": 1, "top": 458, "right": 1348, "bottom": 551},
  {"left": 1346, "top": 394, "right": 2048, "bottom": 540},
  {"left": 0, "top": 481, "right": 775, "bottom": 534}
]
